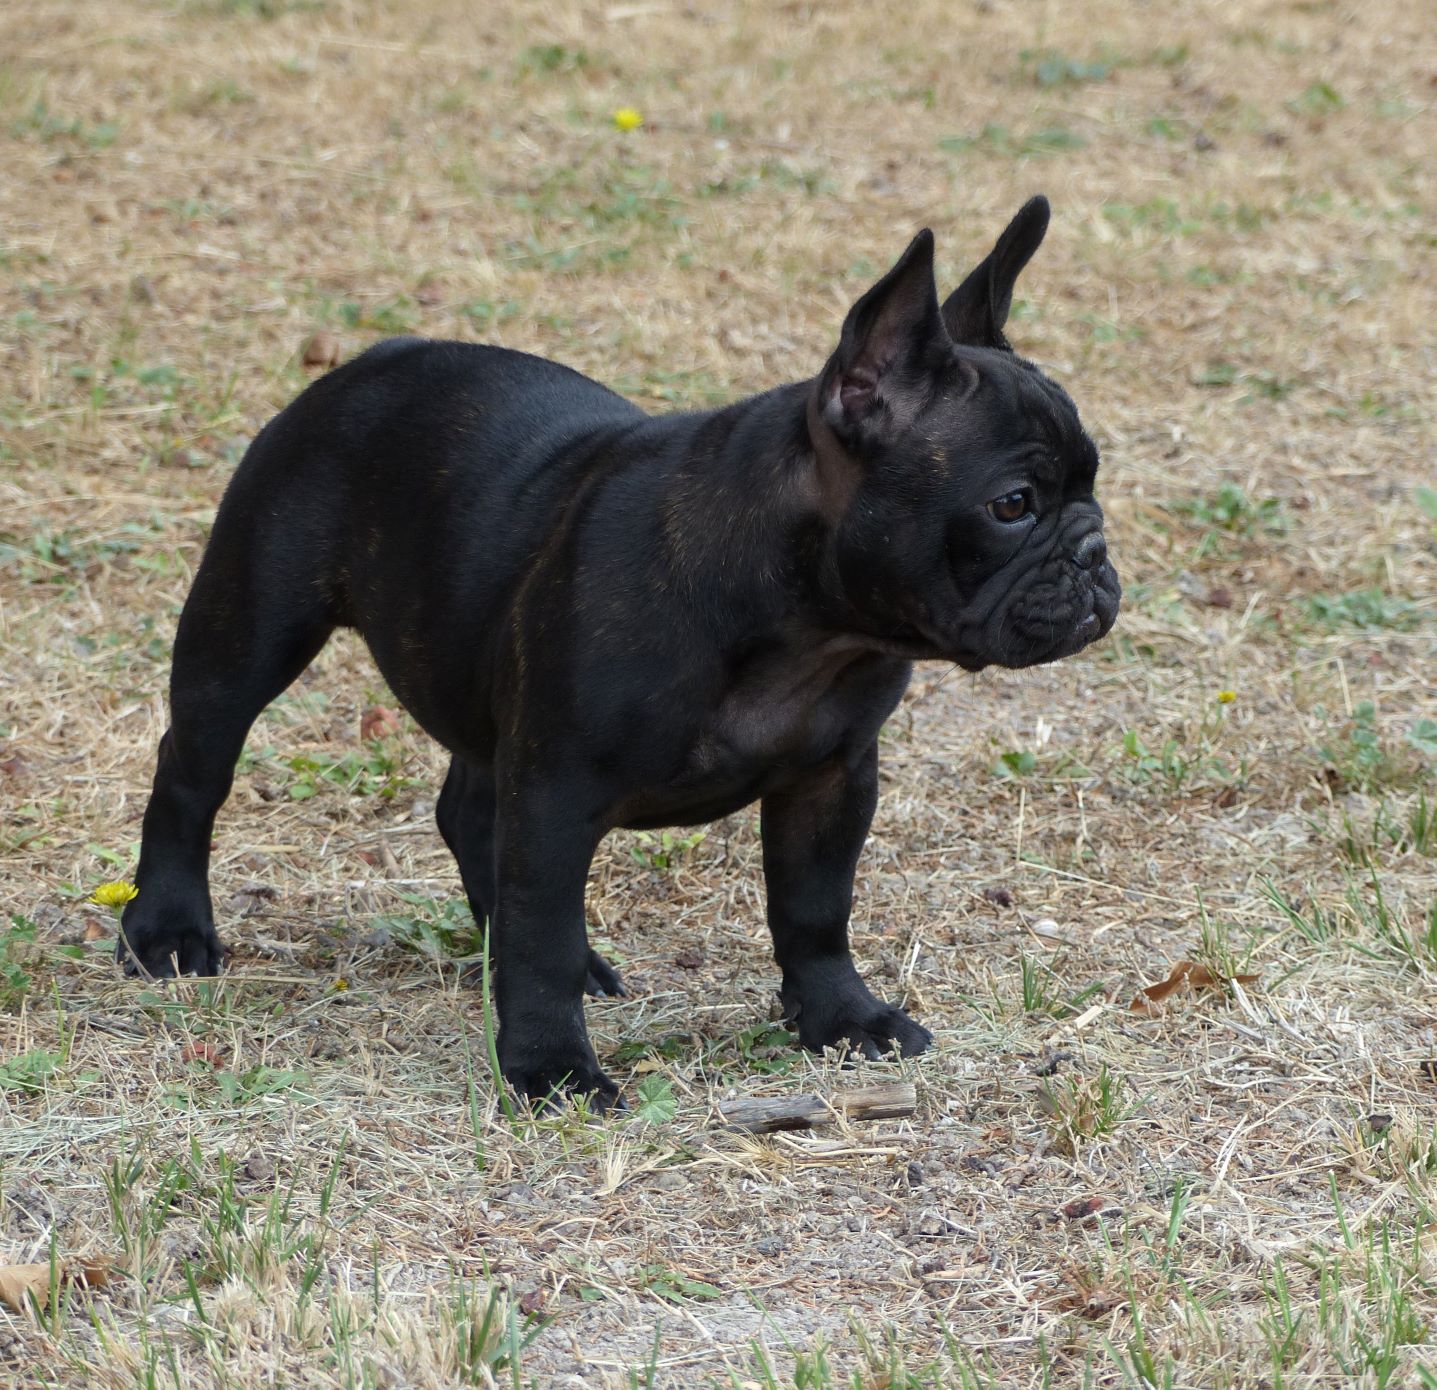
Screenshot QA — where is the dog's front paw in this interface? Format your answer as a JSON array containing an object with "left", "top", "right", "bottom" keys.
[
  {"left": 117, "top": 901, "right": 225, "bottom": 979},
  {"left": 499, "top": 1034, "right": 622, "bottom": 1113},
  {"left": 784, "top": 979, "right": 932, "bottom": 1061}
]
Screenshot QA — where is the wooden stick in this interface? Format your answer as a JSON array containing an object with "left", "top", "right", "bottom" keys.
[{"left": 717, "top": 1082, "right": 916, "bottom": 1133}]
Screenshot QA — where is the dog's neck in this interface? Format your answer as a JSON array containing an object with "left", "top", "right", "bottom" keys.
[
  {"left": 646, "top": 378, "right": 937, "bottom": 667},
  {"left": 803, "top": 388, "right": 866, "bottom": 525},
  {"left": 652, "top": 383, "right": 827, "bottom": 597}
]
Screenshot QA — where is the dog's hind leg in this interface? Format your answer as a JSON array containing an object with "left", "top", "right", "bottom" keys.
[
  {"left": 440, "top": 755, "right": 624, "bottom": 998},
  {"left": 438, "top": 755, "right": 498, "bottom": 953},
  {"left": 582, "top": 945, "right": 626, "bottom": 999},
  {"left": 118, "top": 500, "right": 335, "bottom": 977}
]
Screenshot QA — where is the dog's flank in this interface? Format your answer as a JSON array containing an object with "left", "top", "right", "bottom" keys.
[{"left": 118, "top": 197, "right": 1119, "bottom": 1108}]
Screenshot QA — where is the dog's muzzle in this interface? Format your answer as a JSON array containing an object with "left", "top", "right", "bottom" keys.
[{"left": 996, "top": 526, "right": 1120, "bottom": 667}]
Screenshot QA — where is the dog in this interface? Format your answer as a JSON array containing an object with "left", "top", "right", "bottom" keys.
[{"left": 118, "top": 196, "right": 1119, "bottom": 1107}]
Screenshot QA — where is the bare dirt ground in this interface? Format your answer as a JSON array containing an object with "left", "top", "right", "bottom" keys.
[{"left": 2, "top": 0, "right": 1434, "bottom": 1385}]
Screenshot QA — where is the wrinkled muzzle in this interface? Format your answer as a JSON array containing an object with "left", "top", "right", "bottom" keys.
[{"left": 990, "top": 528, "right": 1120, "bottom": 668}]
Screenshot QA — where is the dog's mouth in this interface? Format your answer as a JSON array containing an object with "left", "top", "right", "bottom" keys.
[
  {"left": 862, "top": 546, "right": 1120, "bottom": 673},
  {"left": 925, "top": 551, "right": 1120, "bottom": 672},
  {"left": 996, "top": 556, "right": 1121, "bottom": 669}
]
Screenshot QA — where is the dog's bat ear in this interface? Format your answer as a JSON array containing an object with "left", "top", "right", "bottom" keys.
[
  {"left": 941, "top": 195, "right": 1050, "bottom": 350},
  {"left": 821, "top": 228, "right": 943, "bottom": 429}
]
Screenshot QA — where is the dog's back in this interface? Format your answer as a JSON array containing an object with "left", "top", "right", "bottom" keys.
[{"left": 207, "top": 338, "right": 646, "bottom": 746}]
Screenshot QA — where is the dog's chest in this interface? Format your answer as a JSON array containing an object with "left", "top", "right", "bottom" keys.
[
  {"left": 616, "top": 646, "right": 909, "bottom": 829},
  {"left": 715, "top": 643, "right": 878, "bottom": 752}
]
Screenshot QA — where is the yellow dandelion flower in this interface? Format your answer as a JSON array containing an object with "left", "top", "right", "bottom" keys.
[
  {"left": 333, "top": 977, "right": 349, "bottom": 992},
  {"left": 1216, "top": 690, "right": 1237, "bottom": 704},
  {"left": 90, "top": 880, "right": 138, "bottom": 908},
  {"left": 612, "top": 107, "right": 644, "bottom": 132}
]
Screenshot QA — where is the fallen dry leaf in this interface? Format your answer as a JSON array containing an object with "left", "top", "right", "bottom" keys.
[
  {"left": 360, "top": 705, "right": 401, "bottom": 741},
  {"left": 1055, "top": 1264, "right": 1123, "bottom": 1318},
  {"left": 1062, "top": 1196, "right": 1109, "bottom": 1221},
  {"left": 0, "top": 1258, "right": 111, "bottom": 1313},
  {"left": 181, "top": 1041, "right": 225, "bottom": 1069},
  {"left": 83, "top": 918, "right": 108, "bottom": 942},
  {"left": 1130, "top": 960, "right": 1260, "bottom": 1015},
  {"left": 301, "top": 330, "right": 341, "bottom": 371}
]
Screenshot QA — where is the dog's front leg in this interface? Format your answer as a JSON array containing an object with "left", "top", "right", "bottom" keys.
[
  {"left": 490, "top": 777, "right": 620, "bottom": 1110},
  {"left": 761, "top": 745, "right": 933, "bottom": 1061}
]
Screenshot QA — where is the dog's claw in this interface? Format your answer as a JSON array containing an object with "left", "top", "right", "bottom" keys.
[{"left": 827, "top": 1007, "right": 932, "bottom": 1062}]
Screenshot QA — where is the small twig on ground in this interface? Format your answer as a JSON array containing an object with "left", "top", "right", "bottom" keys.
[{"left": 717, "top": 1082, "right": 916, "bottom": 1133}]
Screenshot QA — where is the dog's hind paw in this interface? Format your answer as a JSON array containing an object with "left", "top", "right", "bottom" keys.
[{"left": 584, "top": 948, "right": 626, "bottom": 998}]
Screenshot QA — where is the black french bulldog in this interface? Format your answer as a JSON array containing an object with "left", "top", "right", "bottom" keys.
[{"left": 119, "top": 196, "right": 1119, "bottom": 1107}]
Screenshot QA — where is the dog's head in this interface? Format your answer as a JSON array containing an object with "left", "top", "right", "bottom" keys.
[{"left": 808, "top": 197, "right": 1120, "bottom": 671}]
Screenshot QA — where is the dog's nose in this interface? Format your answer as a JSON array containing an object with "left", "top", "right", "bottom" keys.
[{"left": 1072, "top": 532, "right": 1107, "bottom": 570}]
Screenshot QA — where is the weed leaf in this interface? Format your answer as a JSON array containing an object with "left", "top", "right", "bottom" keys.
[{"left": 633, "top": 1074, "right": 677, "bottom": 1125}]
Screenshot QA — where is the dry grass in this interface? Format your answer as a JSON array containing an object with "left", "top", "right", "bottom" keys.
[{"left": 2, "top": 0, "right": 1435, "bottom": 1385}]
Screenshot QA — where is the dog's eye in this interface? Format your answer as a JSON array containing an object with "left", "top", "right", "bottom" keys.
[{"left": 987, "top": 491, "right": 1031, "bottom": 523}]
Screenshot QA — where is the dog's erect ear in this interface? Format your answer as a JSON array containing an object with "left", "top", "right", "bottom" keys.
[
  {"left": 940, "top": 196, "right": 1050, "bottom": 350},
  {"left": 820, "top": 228, "right": 945, "bottom": 430}
]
